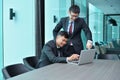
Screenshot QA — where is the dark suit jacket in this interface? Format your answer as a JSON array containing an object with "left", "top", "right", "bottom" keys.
[
  {"left": 37, "top": 40, "right": 68, "bottom": 68},
  {"left": 53, "top": 17, "right": 92, "bottom": 54}
]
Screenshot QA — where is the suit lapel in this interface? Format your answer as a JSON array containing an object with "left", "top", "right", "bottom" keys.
[{"left": 65, "top": 17, "right": 69, "bottom": 31}]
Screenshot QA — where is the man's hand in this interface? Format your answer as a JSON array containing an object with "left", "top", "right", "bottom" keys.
[
  {"left": 86, "top": 40, "right": 93, "bottom": 49},
  {"left": 67, "top": 54, "right": 79, "bottom": 61}
]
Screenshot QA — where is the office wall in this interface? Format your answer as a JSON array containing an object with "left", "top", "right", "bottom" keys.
[
  {"left": 3, "top": 0, "right": 35, "bottom": 66},
  {"left": 0, "top": 0, "right": 3, "bottom": 79},
  {"left": 45, "top": 0, "right": 71, "bottom": 43}
]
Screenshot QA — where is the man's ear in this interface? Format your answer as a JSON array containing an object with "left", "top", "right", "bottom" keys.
[
  {"left": 56, "top": 36, "right": 58, "bottom": 40},
  {"left": 56, "top": 35, "right": 60, "bottom": 40},
  {"left": 68, "top": 11, "right": 70, "bottom": 14},
  {"left": 68, "top": 11, "right": 71, "bottom": 15}
]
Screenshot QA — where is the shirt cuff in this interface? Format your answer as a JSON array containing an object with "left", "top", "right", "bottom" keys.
[{"left": 66, "top": 57, "right": 70, "bottom": 63}]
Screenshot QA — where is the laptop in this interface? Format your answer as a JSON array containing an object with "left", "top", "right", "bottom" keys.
[{"left": 68, "top": 49, "right": 96, "bottom": 65}]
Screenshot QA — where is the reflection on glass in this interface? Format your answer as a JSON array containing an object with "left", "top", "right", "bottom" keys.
[
  {"left": 88, "top": 3, "right": 103, "bottom": 43},
  {"left": 106, "top": 15, "right": 120, "bottom": 41}
]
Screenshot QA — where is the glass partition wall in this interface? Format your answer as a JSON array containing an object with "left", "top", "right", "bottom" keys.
[
  {"left": 88, "top": 3, "right": 104, "bottom": 44},
  {"left": 45, "top": 0, "right": 105, "bottom": 49},
  {"left": 45, "top": 0, "right": 120, "bottom": 49},
  {"left": 74, "top": 0, "right": 104, "bottom": 46},
  {"left": 88, "top": 2, "right": 120, "bottom": 44},
  {"left": 45, "top": 0, "right": 71, "bottom": 43},
  {"left": 73, "top": 0, "right": 104, "bottom": 47},
  {"left": 104, "top": 15, "right": 120, "bottom": 42}
]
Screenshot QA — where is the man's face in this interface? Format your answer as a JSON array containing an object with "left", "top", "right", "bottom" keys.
[
  {"left": 56, "top": 36, "right": 68, "bottom": 47},
  {"left": 69, "top": 11, "right": 79, "bottom": 21}
]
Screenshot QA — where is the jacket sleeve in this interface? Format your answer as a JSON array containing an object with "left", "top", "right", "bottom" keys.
[
  {"left": 43, "top": 46, "right": 67, "bottom": 63},
  {"left": 53, "top": 18, "right": 63, "bottom": 39},
  {"left": 81, "top": 18, "right": 92, "bottom": 41}
]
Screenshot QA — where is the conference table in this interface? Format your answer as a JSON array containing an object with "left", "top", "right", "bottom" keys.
[{"left": 7, "top": 60, "right": 120, "bottom": 80}]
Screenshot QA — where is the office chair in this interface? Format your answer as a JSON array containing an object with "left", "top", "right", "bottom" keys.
[
  {"left": 23, "top": 56, "right": 39, "bottom": 70},
  {"left": 97, "top": 54, "right": 119, "bottom": 60},
  {"left": 2, "top": 63, "right": 29, "bottom": 79}
]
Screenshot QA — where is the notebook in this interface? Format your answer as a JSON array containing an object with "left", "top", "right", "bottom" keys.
[{"left": 68, "top": 49, "right": 96, "bottom": 65}]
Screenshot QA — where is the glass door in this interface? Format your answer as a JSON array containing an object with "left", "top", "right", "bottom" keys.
[{"left": 45, "top": 0, "right": 71, "bottom": 43}]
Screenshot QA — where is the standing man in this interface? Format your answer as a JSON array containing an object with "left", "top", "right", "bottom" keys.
[
  {"left": 53, "top": 5, "right": 93, "bottom": 56},
  {"left": 37, "top": 31, "right": 79, "bottom": 68}
]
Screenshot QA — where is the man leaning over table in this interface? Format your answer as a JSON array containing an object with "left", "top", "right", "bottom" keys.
[{"left": 37, "top": 31, "right": 79, "bottom": 68}]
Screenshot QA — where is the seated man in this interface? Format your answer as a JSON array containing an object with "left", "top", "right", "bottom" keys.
[{"left": 37, "top": 31, "right": 79, "bottom": 68}]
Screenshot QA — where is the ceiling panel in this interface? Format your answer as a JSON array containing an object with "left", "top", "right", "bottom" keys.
[{"left": 87, "top": 0, "right": 120, "bottom": 14}]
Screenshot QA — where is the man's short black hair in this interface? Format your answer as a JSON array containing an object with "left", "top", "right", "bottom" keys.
[
  {"left": 57, "top": 31, "right": 69, "bottom": 39},
  {"left": 69, "top": 5, "right": 80, "bottom": 14}
]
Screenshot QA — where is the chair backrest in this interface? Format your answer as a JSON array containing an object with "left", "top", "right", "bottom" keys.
[
  {"left": 2, "top": 63, "right": 29, "bottom": 79},
  {"left": 97, "top": 54, "right": 119, "bottom": 60},
  {"left": 23, "top": 56, "right": 39, "bottom": 70},
  {"left": 117, "top": 39, "right": 120, "bottom": 46}
]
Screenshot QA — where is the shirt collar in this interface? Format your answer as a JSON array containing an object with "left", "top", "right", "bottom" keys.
[
  {"left": 69, "top": 21, "right": 74, "bottom": 24},
  {"left": 57, "top": 46, "right": 60, "bottom": 48}
]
